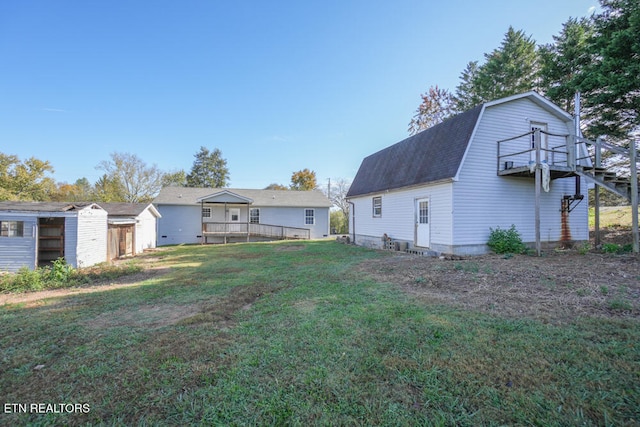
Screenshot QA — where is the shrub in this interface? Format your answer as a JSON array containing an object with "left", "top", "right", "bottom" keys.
[{"left": 487, "top": 225, "right": 526, "bottom": 255}]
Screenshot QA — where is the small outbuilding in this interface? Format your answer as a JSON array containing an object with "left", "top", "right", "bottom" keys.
[
  {"left": 100, "top": 203, "right": 161, "bottom": 259},
  {"left": 0, "top": 202, "right": 108, "bottom": 272}
]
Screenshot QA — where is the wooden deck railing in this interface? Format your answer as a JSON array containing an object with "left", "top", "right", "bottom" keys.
[{"left": 202, "top": 222, "right": 310, "bottom": 241}]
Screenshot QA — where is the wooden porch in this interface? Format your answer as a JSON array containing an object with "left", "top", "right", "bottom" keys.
[{"left": 202, "top": 222, "right": 311, "bottom": 244}]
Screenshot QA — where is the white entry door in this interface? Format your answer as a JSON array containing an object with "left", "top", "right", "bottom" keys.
[{"left": 415, "top": 198, "right": 430, "bottom": 248}]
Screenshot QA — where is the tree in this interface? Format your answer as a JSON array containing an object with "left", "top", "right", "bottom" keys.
[
  {"left": 454, "top": 61, "right": 482, "bottom": 111},
  {"left": 326, "top": 178, "right": 350, "bottom": 218},
  {"left": 186, "top": 147, "right": 230, "bottom": 188},
  {"left": 325, "top": 178, "right": 351, "bottom": 234},
  {"left": 96, "top": 152, "right": 165, "bottom": 203},
  {"left": 162, "top": 169, "right": 187, "bottom": 187},
  {"left": 0, "top": 153, "right": 56, "bottom": 201},
  {"left": 290, "top": 169, "right": 317, "bottom": 191},
  {"left": 264, "top": 183, "right": 289, "bottom": 190},
  {"left": 454, "top": 27, "right": 540, "bottom": 107},
  {"left": 539, "top": 17, "right": 594, "bottom": 112},
  {"left": 578, "top": 0, "right": 640, "bottom": 139},
  {"left": 408, "top": 85, "right": 456, "bottom": 135},
  {"left": 92, "top": 174, "right": 125, "bottom": 202}
]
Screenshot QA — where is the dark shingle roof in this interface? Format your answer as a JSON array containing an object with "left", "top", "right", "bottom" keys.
[
  {"left": 99, "top": 203, "right": 154, "bottom": 217},
  {"left": 347, "top": 105, "right": 483, "bottom": 197},
  {"left": 0, "top": 201, "right": 99, "bottom": 212}
]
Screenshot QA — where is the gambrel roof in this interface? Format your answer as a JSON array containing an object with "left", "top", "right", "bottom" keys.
[
  {"left": 347, "top": 105, "right": 482, "bottom": 198},
  {"left": 154, "top": 187, "right": 332, "bottom": 207},
  {"left": 347, "top": 91, "right": 574, "bottom": 198}
]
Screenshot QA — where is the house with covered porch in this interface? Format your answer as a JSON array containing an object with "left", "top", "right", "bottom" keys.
[{"left": 153, "top": 187, "right": 331, "bottom": 245}]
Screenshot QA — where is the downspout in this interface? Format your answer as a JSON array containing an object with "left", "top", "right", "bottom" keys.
[{"left": 347, "top": 200, "right": 356, "bottom": 244}]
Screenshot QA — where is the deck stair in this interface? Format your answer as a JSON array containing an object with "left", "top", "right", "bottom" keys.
[{"left": 575, "top": 165, "right": 639, "bottom": 202}]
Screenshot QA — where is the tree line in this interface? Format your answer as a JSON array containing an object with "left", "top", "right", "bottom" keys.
[
  {"left": 0, "top": 147, "right": 333, "bottom": 204},
  {"left": 408, "top": 0, "right": 639, "bottom": 146}
]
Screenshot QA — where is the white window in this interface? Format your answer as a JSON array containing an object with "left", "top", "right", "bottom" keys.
[
  {"left": 373, "top": 196, "right": 382, "bottom": 217},
  {"left": 305, "top": 209, "right": 315, "bottom": 225},
  {"left": 249, "top": 208, "right": 260, "bottom": 224},
  {"left": 229, "top": 208, "right": 240, "bottom": 222},
  {"left": 202, "top": 207, "right": 211, "bottom": 218},
  {"left": 1, "top": 221, "right": 24, "bottom": 237}
]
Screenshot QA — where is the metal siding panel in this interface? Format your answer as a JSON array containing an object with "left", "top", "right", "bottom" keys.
[{"left": 0, "top": 216, "right": 37, "bottom": 272}]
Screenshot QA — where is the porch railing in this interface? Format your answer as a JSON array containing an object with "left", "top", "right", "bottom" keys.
[{"left": 202, "top": 222, "right": 310, "bottom": 241}]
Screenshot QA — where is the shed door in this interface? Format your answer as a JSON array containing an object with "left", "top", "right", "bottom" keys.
[{"left": 415, "top": 198, "right": 430, "bottom": 248}]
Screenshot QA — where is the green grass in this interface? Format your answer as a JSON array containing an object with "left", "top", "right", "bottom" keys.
[
  {"left": 589, "top": 205, "right": 633, "bottom": 228},
  {"left": 1, "top": 241, "right": 639, "bottom": 426}
]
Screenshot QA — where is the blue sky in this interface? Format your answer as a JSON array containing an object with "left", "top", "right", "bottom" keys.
[{"left": 1, "top": 0, "right": 599, "bottom": 191}]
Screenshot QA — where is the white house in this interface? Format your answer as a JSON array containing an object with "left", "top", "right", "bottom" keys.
[
  {"left": 100, "top": 203, "right": 161, "bottom": 259},
  {"left": 0, "top": 202, "right": 108, "bottom": 272},
  {"left": 346, "top": 92, "right": 591, "bottom": 255},
  {"left": 153, "top": 187, "right": 332, "bottom": 245}
]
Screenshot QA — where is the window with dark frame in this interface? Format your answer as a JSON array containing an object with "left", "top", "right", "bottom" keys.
[
  {"left": 249, "top": 208, "right": 260, "bottom": 224},
  {"left": 0, "top": 221, "right": 24, "bottom": 237},
  {"left": 202, "top": 207, "right": 211, "bottom": 218},
  {"left": 305, "top": 209, "right": 315, "bottom": 225},
  {"left": 373, "top": 196, "right": 382, "bottom": 217}
]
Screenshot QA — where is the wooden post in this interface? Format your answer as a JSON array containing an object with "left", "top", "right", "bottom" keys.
[
  {"left": 534, "top": 129, "right": 541, "bottom": 256},
  {"left": 594, "top": 137, "right": 602, "bottom": 248},
  {"left": 200, "top": 201, "right": 204, "bottom": 244},
  {"left": 631, "top": 139, "right": 638, "bottom": 253}
]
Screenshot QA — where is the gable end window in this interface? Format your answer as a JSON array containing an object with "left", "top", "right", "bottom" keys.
[
  {"left": 1, "top": 221, "right": 24, "bottom": 237},
  {"left": 249, "top": 208, "right": 260, "bottom": 224},
  {"left": 305, "top": 209, "right": 315, "bottom": 225},
  {"left": 372, "top": 196, "right": 382, "bottom": 217}
]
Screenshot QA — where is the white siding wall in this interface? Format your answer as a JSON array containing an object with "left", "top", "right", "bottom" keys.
[
  {"left": 135, "top": 209, "right": 158, "bottom": 253},
  {"left": 158, "top": 204, "right": 331, "bottom": 245},
  {"left": 0, "top": 215, "right": 37, "bottom": 272},
  {"left": 157, "top": 205, "right": 202, "bottom": 245},
  {"left": 452, "top": 98, "right": 589, "bottom": 254},
  {"left": 75, "top": 207, "right": 108, "bottom": 268},
  {"left": 349, "top": 182, "right": 453, "bottom": 251}
]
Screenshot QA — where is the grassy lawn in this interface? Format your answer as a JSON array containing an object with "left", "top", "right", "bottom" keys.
[
  {"left": 589, "top": 205, "right": 633, "bottom": 228},
  {"left": 1, "top": 240, "right": 639, "bottom": 425}
]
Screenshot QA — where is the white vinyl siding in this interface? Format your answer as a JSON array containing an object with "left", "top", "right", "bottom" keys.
[
  {"left": 453, "top": 97, "right": 588, "bottom": 252},
  {"left": 135, "top": 208, "right": 159, "bottom": 252},
  {"left": 74, "top": 207, "right": 108, "bottom": 268},
  {"left": 350, "top": 182, "right": 453, "bottom": 249}
]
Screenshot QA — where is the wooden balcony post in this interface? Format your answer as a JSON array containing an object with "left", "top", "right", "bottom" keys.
[{"left": 534, "top": 128, "right": 541, "bottom": 256}]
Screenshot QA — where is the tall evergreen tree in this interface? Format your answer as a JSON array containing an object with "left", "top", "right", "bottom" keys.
[
  {"left": 539, "top": 17, "right": 594, "bottom": 113},
  {"left": 454, "top": 61, "right": 481, "bottom": 111},
  {"left": 578, "top": 0, "right": 640, "bottom": 139},
  {"left": 186, "top": 147, "right": 230, "bottom": 188},
  {"left": 474, "top": 27, "right": 540, "bottom": 102}
]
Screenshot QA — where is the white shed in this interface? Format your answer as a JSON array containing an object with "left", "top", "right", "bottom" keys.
[
  {"left": 0, "top": 202, "right": 108, "bottom": 272},
  {"left": 347, "top": 92, "right": 592, "bottom": 255},
  {"left": 99, "top": 203, "right": 161, "bottom": 259}
]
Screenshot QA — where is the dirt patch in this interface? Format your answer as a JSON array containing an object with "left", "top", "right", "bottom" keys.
[
  {"left": 86, "top": 303, "right": 200, "bottom": 329},
  {"left": 274, "top": 244, "right": 306, "bottom": 251},
  {"left": 355, "top": 233, "right": 640, "bottom": 324},
  {"left": 178, "top": 282, "right": 278, "bottom": 329}
]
